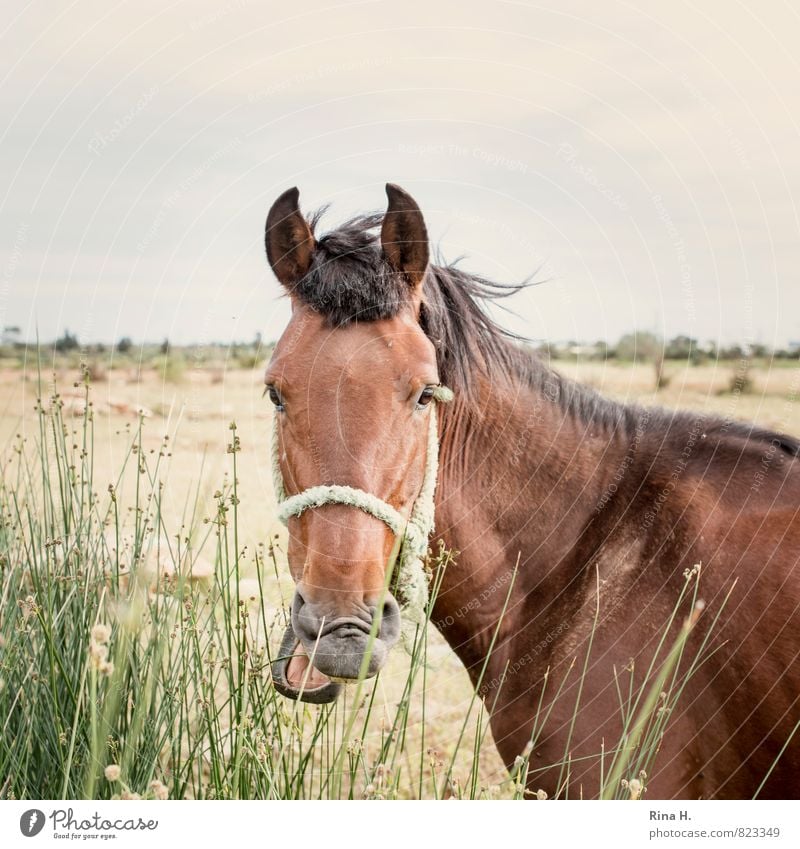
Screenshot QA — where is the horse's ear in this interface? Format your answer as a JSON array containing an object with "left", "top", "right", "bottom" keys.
[
  {"left": 381, "top": 183, "right": 429, "bottom": 291},
  {"left": 265, "top": 187, "right": 315, "bottom": 290}
]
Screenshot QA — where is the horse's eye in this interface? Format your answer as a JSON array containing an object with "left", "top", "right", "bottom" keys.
[
  {"left": 266, "top": 386, "right": 284, "bottom": 411},
  {"left": 416, "top": 386, "right": 436, "bottom": 410}
]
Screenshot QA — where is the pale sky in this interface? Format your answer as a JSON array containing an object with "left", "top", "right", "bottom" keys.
[{"left": 2, "top": 0, "right": 799, "bottom": 347}]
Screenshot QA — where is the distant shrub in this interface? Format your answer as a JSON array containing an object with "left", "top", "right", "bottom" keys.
[
  {"left": 727, "top": 359, "right": 754, "bottom": 395},
  {"left": 86, "top": 359, "right": 107, "bottom": 382},
  {"left": 156, "top": 353, "right": 186, "bottom": 384},
  {"left": 234, "top": 352, "right": 261, "bottom": 369},
  {"left": 654, "top": 353, "right": 670, "bottom": 390}
]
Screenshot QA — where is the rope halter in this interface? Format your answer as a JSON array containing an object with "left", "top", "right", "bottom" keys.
[{"left": 271, "top": 386, "right": 453, "bottom": 625}]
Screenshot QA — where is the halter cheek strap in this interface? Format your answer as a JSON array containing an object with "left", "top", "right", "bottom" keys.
[{"left": 271, "top": 387, "right": 453, "bottom": 624}]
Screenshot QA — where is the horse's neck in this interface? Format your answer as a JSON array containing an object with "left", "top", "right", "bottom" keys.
[{"left": 432, "top": 368, "right": 634, "bottom": 673}]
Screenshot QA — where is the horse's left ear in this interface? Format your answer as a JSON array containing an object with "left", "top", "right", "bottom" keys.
[{"left": 381, "top": 183, "right": 429, "bottom": 293}]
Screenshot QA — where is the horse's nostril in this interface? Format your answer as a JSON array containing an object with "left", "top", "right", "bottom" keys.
[
  {"left": 290, "top": 588, "right": 323, "bottom": 644},
  {"left": 377, "top": 594, "right": 401, "bottom": 647}
]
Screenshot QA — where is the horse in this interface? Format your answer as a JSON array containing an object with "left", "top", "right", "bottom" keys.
[{"left": 262, "top": 183, "right": 800, "bottom": 799}]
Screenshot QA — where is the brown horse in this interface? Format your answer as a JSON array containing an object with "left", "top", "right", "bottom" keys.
[{"left": 263, "top": 184, "right": 800, "bottom": 799}]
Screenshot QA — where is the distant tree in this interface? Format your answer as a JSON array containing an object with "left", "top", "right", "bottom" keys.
[
  {"left": 614, "top": 331, "right": 662, "bottom": 362},
  {"left": 160, "top": 338, "right": 170, "bottom": 355},
  {"left": 718, "top": 344, "right": 745, "bottom": 361},
  {"left": 253, "top": 331, "right": 262, "bottom": 351},
  {"left": 54, "top": 329, "right": 79, "bottom": 352},
  {"left": 1, "top": 325, "right": 21, "bottom": 345},
  {"left": 116, "top": 336, "right": 133, "bottom": 353},
  {"left": 664, "top": 335, "right": 698, "bottom": 361}
]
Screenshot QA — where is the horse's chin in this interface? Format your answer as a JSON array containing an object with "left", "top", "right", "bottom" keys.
[{"left": 271, "top": 624, "right": 342, "bottom": 704}]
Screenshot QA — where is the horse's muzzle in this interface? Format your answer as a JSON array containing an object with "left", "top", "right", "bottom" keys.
[{"left": 270, "top": 590, "right": 402, "bottom": 703}]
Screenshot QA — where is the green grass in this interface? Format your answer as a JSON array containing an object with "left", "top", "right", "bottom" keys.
[{"left": 0, "top": 367, "right": 753, "bottom": 801}]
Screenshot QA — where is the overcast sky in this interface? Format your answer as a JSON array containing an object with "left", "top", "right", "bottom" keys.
[{"left": 2, "top": 0, "right": 799, "bottom": 347}]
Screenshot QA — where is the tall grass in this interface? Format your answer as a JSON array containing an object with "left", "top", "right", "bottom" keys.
[{"left": 0, "top": 369, "right": 736, "bottom": 800}]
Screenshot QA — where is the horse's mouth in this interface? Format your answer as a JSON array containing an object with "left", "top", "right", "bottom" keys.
[{"left": 271, "top": 624, "right": 342, "bottom": 704}]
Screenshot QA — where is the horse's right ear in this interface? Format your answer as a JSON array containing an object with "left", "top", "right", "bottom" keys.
[{"left": 265, "top": 187, "right": 315, "bottom": 290}]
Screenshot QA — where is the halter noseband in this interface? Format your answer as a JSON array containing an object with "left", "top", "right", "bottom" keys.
[{"left": 271, "top": 386, "right": 453, "bottom": 624}]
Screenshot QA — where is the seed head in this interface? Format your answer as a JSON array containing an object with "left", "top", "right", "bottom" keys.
[
  {"left": 627, "top": 778, "right": 643, "bottom": 800},
  {"left": 104, "top": 764, "right": 121, "bottom": 782},
  {"left": 149, "top": 779, "right": 168, "bottom": 800},
  {"left": 92, "top": 623, "right": 112, "bottom": 644}
]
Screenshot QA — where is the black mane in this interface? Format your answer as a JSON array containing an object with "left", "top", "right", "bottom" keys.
[
  {"left": 291, "top": 212, "right": 800, "bottom": 458},
  {"left": 291, "top": 211, "right": 406, "bottom": 323}
]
